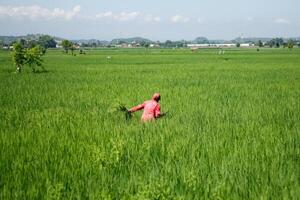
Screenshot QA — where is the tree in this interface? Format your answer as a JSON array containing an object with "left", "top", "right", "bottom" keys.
[
  {"left": 24, "top": 45, "right": 44, "bottom": 72},
  {"left": 79, "top": 49, "right": 86, "bottom": 54},
  {"left": 12, "top": 42, "right": 26, "bottom": 73},
  {"left": 164, "top": 40, "right": 173, "bottom": 48},
  {"left": 27, "top": 40, "right": 38, "bottom": 49},
  {"left": 287, "top": 39, "right": 294, "bottom": 49},
  {"left": 236, "top": 42, "right": 241, "bottom": 47},
  {"left": 268, "top": 38, "right": 284, "bottom": 48},
  {"left": 194, "top": 37, "right": 209, "bottom": 44},
  {"left": 38, "top": 35, "right": 57, "bottom": 49},
  {"left": 19, "top": 39, "right": 27, "bottom": 47},
  {"left": 12, "top": 42, "right": 45, "bottom": 73},
  {"left": 70, "top": 44, "right": 76, "bottom": 55},
  {"left": 61, "top": 40, "right": 72, "bottom": 53},
  {"left": 257, "top": 40, "right": 263, "bottom": 47}
]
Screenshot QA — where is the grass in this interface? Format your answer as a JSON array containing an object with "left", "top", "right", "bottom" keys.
[{"left": 0, "top": 48, "right": 299, "bottom": 199}]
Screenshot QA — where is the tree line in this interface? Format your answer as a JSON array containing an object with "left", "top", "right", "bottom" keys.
[
  {"left": 269, "top": 38, "right": 296, "bottom": 49},
  {"left": 2, "top": 35, "right": 300, "bottom": 50}
]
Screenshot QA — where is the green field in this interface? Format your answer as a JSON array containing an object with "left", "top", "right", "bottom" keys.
[{"left": 0, "top": 48, "right": 299, "bottom": 199}]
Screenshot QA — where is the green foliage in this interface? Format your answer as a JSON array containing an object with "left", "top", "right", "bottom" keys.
[
  {"left": 1, "top": 48, "right": 300, "bottom": 199},
  {"left": 140, "top": 40, "right": 150, "bottom": 48},
  {"left": 109, "top": 103, "right": 132, "bottom": 120},
  {"left": 5, "top": 35, "right": 55, "bottom": 53},
  {"left": 61, "top": 40, "right": 72, "bottom": 54},
  {"left": 162, "top": 40, "right": 187, "bottom": 48},
  {"left": 27, "top": 40, "right": 38, "bottom": 49},
  {"left": 46, "top": 180, "right": 63, "bottom": 200},
  {"left": 287, "top": 39, "right": 295, "bottom": 49},
  {"left": 70, "top": 45, "right": 76, "bottom": 55},
  {"left": 38, "top": 35, "right": 57, "bottom": 49},
  {"left": 19, "top": 39, "right": 27, "bottom": 46},
  {"left": 267, "top": 38, "right": 284, "bottom": 48},
  {"left": 79, "top": 49, "right": 86, "bottom": 54},
  {"left": 12, "top": 42, "right": 45, "bottom": 73},
  {"left": 257, "top": 40, "right": 263, "bottom": 47},
  {"left": 12, "top": 42, "right": 26, "bottom": 72},
  {"left": 24, "top": 45, "right": 44, "bottom": 72},
  {"left": 236, "top": 42, "right": 240, "bottom": 47}
]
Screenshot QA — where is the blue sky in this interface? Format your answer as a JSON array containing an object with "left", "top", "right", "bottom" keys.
[{"left": 0, "top": 0, "right": 299, "bottom": 40}]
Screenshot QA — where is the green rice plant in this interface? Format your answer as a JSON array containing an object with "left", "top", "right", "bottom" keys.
[
  {"left": 0, "top": 48, "right": 299, "bottom": 199},
  {"left": 108, "top": 102, "right": 132, "bottom": 120}
]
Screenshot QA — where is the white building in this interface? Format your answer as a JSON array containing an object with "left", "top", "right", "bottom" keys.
[
  {"left": 187, "top": 44, "right": 210, "bottom": 48},
  {"left": 188, "top": 43, "right": 253, "bottom": 49}
]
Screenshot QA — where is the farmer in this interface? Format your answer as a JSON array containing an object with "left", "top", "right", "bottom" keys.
[{"left": 128, "top": 93, "right": 164, "bottom": 122}]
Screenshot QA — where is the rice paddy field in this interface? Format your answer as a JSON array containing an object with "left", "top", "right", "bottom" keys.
[{"left": 0, "top": 48, "right": 299, "bottom": 199}]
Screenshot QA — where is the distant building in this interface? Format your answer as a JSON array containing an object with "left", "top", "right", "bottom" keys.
[
  {"left": 188, "top": 43, "right": 253, "bottom": 49},
  {"left": 150, "top": 44, "right": 160, "bottom": 48},
  {"left": 115, "top": 43, "right": 132, "bottom": 48},
  {"left": 187, "top": 44, "right": 210, "bottom": 49},
  {"left": 240, "top": 43, "right": 250, "bottom": 47},
  {"left": 240, "top": 43, "right": 255, "bottom": 47},
  {"left": 213, "top": 44, "right": 236, "bottom": 48}
]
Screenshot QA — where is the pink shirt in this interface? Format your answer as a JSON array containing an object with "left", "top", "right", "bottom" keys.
[{"left": 129, "top": 100, "right": 161, "bottom": 122}]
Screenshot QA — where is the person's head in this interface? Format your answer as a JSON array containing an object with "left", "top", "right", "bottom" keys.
[{"left": 152, "top": 93, "right": 161, "bottom": 102}]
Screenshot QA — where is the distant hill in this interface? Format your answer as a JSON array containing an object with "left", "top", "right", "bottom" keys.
[{"left": 0, "top": 34, "right": 65, "bottom": 44}]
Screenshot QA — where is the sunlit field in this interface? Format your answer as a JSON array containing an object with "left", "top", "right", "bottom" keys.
[{"left": 0, "top": 48, "right": 299, "bottom": 199}]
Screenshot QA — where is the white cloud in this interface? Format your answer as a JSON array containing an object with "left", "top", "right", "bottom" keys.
[
  {"left": 274, "top": 18, "right": 290, "bottom": 24},
  {"left": 95, "top": 11, "right": 161, "bottom": 23},
  {"left": 96, "top": 11, "right": 113, "bottom": 19},
  {"left": 0, "top": 5, "right": 161, "bottom": 23},
  {"left": 145, "top": 15, "right": 161, "bottom": 23},
  {"left": 96, "top": 11, "right": 141, "bottom": 21},
  {"left": 0, "top": 5, "right": 81, "bottom": 20},
  {"left": 197, "top": 18, "right": 205, "bottom": 24},
  {"left": 116, "top": 11, "right": 141, "bottom": 21},
  {"left": 170, "top": 15, "right": 190, "bottom": 23}
]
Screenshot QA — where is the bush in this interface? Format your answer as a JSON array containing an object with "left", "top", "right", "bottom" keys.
[
  {"left": 12, "top": 42, "right": 26, "bottom": 73},
  {"left": 12, "top": 42, "right": 45, "bottom": 73}
]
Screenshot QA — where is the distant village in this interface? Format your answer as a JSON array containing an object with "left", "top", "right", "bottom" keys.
[{"left": 1, "top": 34, "right": 300, "bottom": 50}]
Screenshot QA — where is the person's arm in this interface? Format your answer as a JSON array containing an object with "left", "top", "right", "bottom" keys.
[
  {"left": 129, "top": 102, "right": 145, "bottom": 113},
  {"left": 154, "top": 104, "right": 161, "bottom": 118},
  {"left": 155, "top": 104, "right": 168, "bottom": 118}
]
